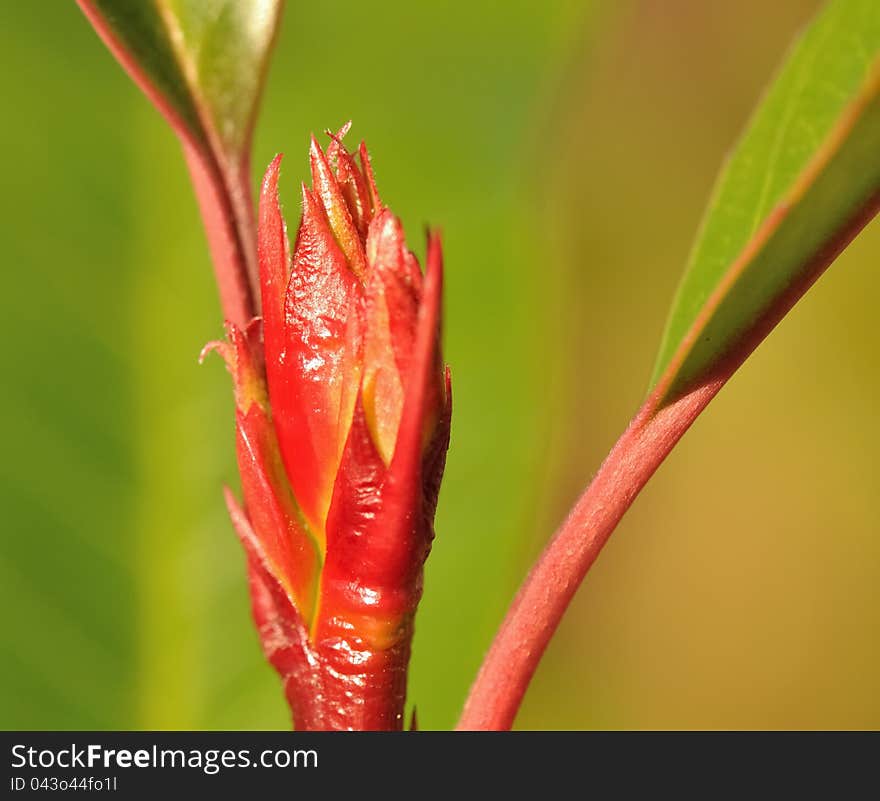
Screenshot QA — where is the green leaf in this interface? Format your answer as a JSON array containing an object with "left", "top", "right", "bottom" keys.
[
  {"left": 80, "top": 0, "right": 282, "bottom": 161},
  {"left": 651, "top": 0, "right": 880, "bottom": 402}
]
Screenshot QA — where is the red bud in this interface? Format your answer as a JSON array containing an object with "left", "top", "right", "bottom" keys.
[{"left": 214, "top": 127, "right": 450, "bottom": 730}]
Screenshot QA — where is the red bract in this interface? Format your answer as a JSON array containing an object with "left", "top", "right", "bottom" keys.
[{"left": 212, "top": 126, "right": 451, "bottom": 730}]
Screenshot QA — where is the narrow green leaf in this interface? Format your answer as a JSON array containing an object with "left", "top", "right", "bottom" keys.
[
  {"left": 80, "top": 0, "right": 282, "bottom": 161},
  {"left": 651, "top": 0, "right": 880, "bottom": 401}
]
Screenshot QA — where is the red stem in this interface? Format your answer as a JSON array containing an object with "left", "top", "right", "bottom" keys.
[
  {"left": 182, "top": 144, "right": 258, "bottom": 328},
  {"left": 455, "top": 381, "right": 722, "bottom": 730}
]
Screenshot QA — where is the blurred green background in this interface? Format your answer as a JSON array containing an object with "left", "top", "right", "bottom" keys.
[{"left": 2, "top": 0, "right": 878, "bottom": 730}]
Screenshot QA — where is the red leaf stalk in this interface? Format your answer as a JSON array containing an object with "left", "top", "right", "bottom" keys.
[{"left": 456, "top": 380, "right": 721, "bottom": 730}]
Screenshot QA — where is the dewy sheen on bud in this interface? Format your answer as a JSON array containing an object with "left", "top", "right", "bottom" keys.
[{"left": 208, "top": 124, "right": 451, "bottom": 730}]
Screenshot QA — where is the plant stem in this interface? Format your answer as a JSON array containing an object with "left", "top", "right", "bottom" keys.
[
  {"left": 456, "top": 379, "right": 720, "bottom": 730},
  {"left": 182, "top": 144, "right": 259, "bottom": 327}
]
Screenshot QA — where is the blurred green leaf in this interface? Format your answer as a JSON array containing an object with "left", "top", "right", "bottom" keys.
[
  {"left": 652, "top": 0, "right": 880, "bottom": 401},
  {"left": 80, "top": 0, "right": 282, "bottom": 160}
]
